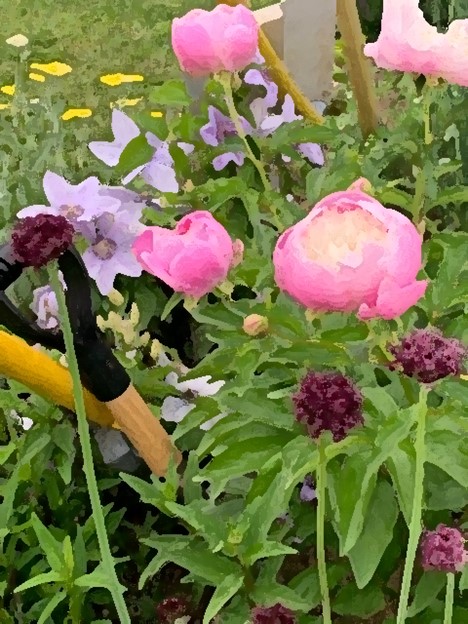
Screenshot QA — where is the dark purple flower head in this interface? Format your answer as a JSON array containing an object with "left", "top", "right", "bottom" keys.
[
  {"left": 251, "top": 603, "right": 296, "bottom": 624},
  {"left": 388, "top": 328, "right": 466, "bottom": 384},
  {"left": 293, "top": 371, "right": 363, "bottom": 442},
  {"left": 420, "top": 524, "right": 467, "bottom": 573},
  {"left": 11, "top": 213, "right": 74, "bottom": 268},
  {"left": 155, "top": 596, "right": 189, "bottom": 623}
]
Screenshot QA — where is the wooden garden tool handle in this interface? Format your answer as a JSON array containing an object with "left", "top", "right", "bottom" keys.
[
  {"left": 0, "top": 330, "right": 180, "bottom": 476},
  {"left": 215, "top": 0, "right": 324, "bottom": 125}
]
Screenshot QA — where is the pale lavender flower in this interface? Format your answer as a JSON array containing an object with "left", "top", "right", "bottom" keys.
[
  {"left": 81, "top": 204, "right": 145, "bottom": 295},
  {"left": 30, "top": 271, "right": 67, "bottom": 330},
  {"left": 89, "top": 110, "right": 193, "bottom": 194},
  {"left": 201, "top": 68, "right": 324, "bottom": 170},
  {"left": 17, "top": 171, "right": 120, "bottom": 235},
  {"left": 89, "top": 109, "right": 140, "bottom": 166},
  {"left": 300, "top": 475, "right": 317, "bottom": 502}
]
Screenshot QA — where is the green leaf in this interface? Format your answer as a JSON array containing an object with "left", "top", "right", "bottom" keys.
[
  {"left": 14, "top": 570, "right": 64, "bottom": 593},
  {"left": 62, "top": 535, "right": 74, "bottom": 577},
  {"left": 202, "top": 573, "right": 244, "bottom": 624},
  {"left": 347, "top": 480, "right": 399, "bottom": 588},
  {"left": 120, "top": 473, "right": 176, "bottom": 516},
  {"left": 386, "top": 439, "right": 416, "bottom": 526},
  {"left": 31, "top": 513, "right": 63, "bottom": 572},
  {"left": 252, "top": 577, "right": 317, "bottom": 612},
  {"left": 140, "top": 535, "right": 243, "bottom": 588},
  {"left": 149, "top": 79, "right": 191, "bottom": 107},
  {"left": 75, "top": 563, "right": 120, "bottom": 590},
  {"left": 161, "top": 292, "right": 184, "bottom": 321},
  {"left": 328, "top": 406, "right": 415, "bottom": 553},
  {"left": 426, "top": 430, "right": 468, "bottom": 487},
  {"left": 268, "top": 120, "right": 335, "bottom": 150},
  {"left": 52, "top": 422, "right": 76, "bottom": 485},
  {"left": 333, "top": 583, "right": 386, "bottom": 618},
  {"left": 406, "top": 572, "right": 446, "bottom": 618},
  {"left": 425, "top": 464, "right": 468, "bottom": 511},
  {"left": 114, "top": 134, "right": 153, "bottom": 177},
  {"left": 183, "top": 451, "right": 203, "bottom": 505},
  {"left": 460, "top": 566, "right": 468, "bottom": 592},
  {"left": 37, "top": 590, "right": 67, "bottom": 624},
  {"left": 0, "top": 443, "right": 15, "bottom": 465}
]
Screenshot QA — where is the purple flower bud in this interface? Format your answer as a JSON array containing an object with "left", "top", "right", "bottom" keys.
[
  {"left": 155, "top": 596, "right": 190, "bottom": 623},
  {"left": 251, "top": 603, "right": 296, "bottom": 624},
  {"left": 11, "top": 214, "right": 74, "bottom": 268},
  {"left": 388, "top": 328, "right": 466, "bottom": 384},
  {"left": 300, "top": 475, "right": 317, "bottom": 502},
  {"left": 420, "top": 524, "right": 467, "bottom": 573},
  {"left": 293, "top": 371, "right": 363, "bottom": 442}
]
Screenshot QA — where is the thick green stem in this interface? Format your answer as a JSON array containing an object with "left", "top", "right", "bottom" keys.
[
  {"left": 316, "top": 436, "right": 332, "bottom": 624},
  {"left": 413, "top": 85, "right": 433, "bottom": 231},
  {"left": 443, "top": 573, "right": 455, "bottom": 624},
  {"left": 396, "top": 385, "right": 429, "bottom": 624},
  {"left": 218, "top": 73, "right": 271, "bottom": 193},
  {"left": 49, "top": 262, "right": 131, "bottom": 624}
]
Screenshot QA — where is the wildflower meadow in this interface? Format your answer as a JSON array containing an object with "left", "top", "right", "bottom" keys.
[{"left": 0, "top": 1, "right": 467, "bottom": 623}]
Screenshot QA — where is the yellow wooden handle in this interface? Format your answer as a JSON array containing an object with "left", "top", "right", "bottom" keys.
[
  {"left": 0, "top": 329, "right": 114, "bottom": 426},
  {"left": 216, "top": 0, "right": 324, "bottom": 125}
]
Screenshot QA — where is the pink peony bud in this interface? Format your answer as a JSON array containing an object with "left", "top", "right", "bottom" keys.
[
  {"left": 243, "top": 313, "right": 269, "bottom": 336},
  {"left": 364, "top": 0, "right": 468, "bottom": 87},
  {"left": 132, "top": 210, "right": 241, "bottom": 298},
  {"left": 273, "top": 181, "right": 427, "bottom": 320},
  {"left": 171, "top": 4, "right": 259, "bottom": 77}
]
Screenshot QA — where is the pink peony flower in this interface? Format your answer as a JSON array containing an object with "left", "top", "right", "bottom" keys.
[
  {"left": 171, "top": 4, "right": 259, "bottom": 76},
  {"left": 132, "top": 210, "right": 241, "bottom": 298},
  {"left": 273, "top": 180, "right": 427, "bottom": 320},
  {"left": 364, "top": 0, "right": 468, "bottom": 87}
]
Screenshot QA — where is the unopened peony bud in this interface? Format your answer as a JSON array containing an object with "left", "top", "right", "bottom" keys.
[
  {"left": 251, "top": 603, "right": 296, "bottom": 624},
  {"left": 243, "top": 314, "right": 269, "bottom": 336}
]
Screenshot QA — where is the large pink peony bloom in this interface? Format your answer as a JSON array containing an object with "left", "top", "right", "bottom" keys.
[
  {"left": 273, "top": 180, "right": 427, "bottom": 320},
  {"left": 364, "top": 0, "right": 446, "bottom": 76},
  {"left": 171, "top": 4, "right": 259, "bottom": 76},
  {"left": 132, "top": 211, "right": 242, "bottom": 298}
]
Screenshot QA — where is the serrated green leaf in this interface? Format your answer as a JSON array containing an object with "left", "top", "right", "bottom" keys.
[
  {"left": 52, "top": 421, "right": 76, "bottom": 485},
  {"left": 37, "top": 590, "right": 67, "bottom": 624},
  {"left": 202, "top": 573, "right": 244, "bottom": 624},
  {"left": 74, "top": 563, "right": 117, "bottom": 590},
  {"left": 347, "top": 480, "right": 399, "bottom": 588},
  {"left": 252, "top": 577, "right": 316, "bottom": 612},
  {"left": 120, "top": 473, "right": 176, "bottom": 516},
  {"left": 31, "top": 513, "right": 63, "bottom": 572},
  {"left": 14, "top": 570, "right": 64, "bottom": 593}
]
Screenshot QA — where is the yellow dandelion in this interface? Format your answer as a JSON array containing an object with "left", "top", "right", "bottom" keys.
[
  {"left": 100, "top": 73, "right": 144, "bottom": 86},
  {"left": 29, "top": 72, "right": 46, "bottom": 82},
  {"left": 1, "top": 85, "right": 15, "bottom": 96},
  {"left": 30, "top": 61, "right": 72, "bottom": 76},
  {"left": 150, "top": 111, "right": 164, "bottom": 118},
  {"left": 61, "top": 108, "right": 92, "bottom": 121},
  {"left": 0, "top": 103, "right": 11, "bottom": 111},
  {"left": 110, "top": 97, "right": 143, "bottom": 108}
]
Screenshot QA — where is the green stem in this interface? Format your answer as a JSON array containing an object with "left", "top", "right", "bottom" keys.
[
  {"left": 316, "top": 436, "right": 332, "bottom": 624},
  {"left": 396, "top": 385, "right": 429, "bottom": 624},
  {"left": 49, "top": 262, "right": 131, "bottom": 624},
  {"left": 413, "top": 85, "right": 433, "bottom": 231},
  {"left": 218, "top": 73, "right": 271, "bottom": 192},
  {"left": 443, "top": 573, "right": 455, "bottom": 624}
]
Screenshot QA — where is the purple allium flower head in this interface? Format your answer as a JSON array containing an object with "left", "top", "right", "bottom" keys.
[
  {"left": 30, "top": 271, "right": 67, "bottom": 330},
  {"left": 251, "top": 603, "right": 296, "bottom": 624},
  {"left": 16, "top": 171, "right": 120, "bottom": 236},
  {"left": 293, "top": 371, "right": 364, "bottom": 442},
  {"left": 420, "top": 524, "right": 467, "bottom": 573},
  {"left": 155, "top": 596, "right": 190, "bottom": 624},
  {"left": 388, "top": 328, "right": 466, "bottom": 384},
  {"left": 11, "top": 214, "right": 74, "bottom": 268},
  {"left": 300, "top": 475, "right": 317, "bottom": 502}
]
